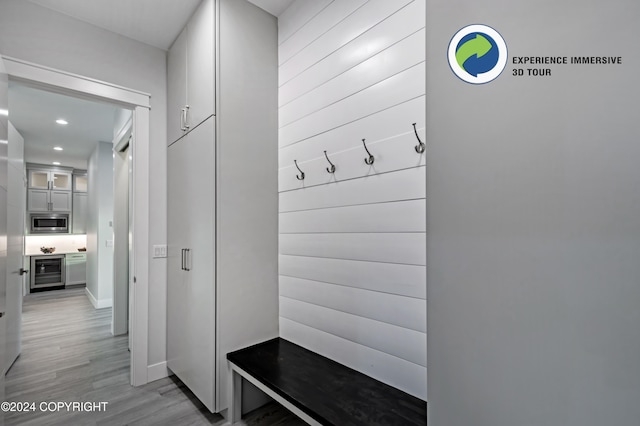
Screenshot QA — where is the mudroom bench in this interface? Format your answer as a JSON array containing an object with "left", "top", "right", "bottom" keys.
[{"left": 227, "top": 338, "right": 426, "bottom": 425}]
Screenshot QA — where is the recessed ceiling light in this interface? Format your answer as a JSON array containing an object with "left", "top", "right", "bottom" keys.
[
  {"left": 54, "top": 146, "right": 63, "bottom": 151},
  {"left": 0, "top": 109, "right": 8, "bottom": 116},
  {"left": 56, "top": 119, "right": 68, "bottom": 125},
  {"left": 52, "top": 162, "right": 61, "bottom": 165}
]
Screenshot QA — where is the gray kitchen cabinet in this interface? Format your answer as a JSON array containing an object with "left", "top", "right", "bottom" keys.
[
  {"left": 28, "top": 169, "right": 72, "bottom": 191},
  {"left": 72, "top": 192, "right": 87, "bottom": 234},
  {"left": 73, "top": 174, "right": 88, "bottom": 192},
  {"left": 65, "top": 253, "right": 86, "bottom": 286},
  {"left": 27, "top": 188, "right": 71, "bottom": 212},
  {"left": 167, "top": 0, "right": 214, "bottom": 145},
  {"left": 166, "top": 0, "right": 278, "bottom": 415}
]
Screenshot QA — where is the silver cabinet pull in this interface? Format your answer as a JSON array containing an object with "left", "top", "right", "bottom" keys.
[
  {"left": 181, "top": 248, "right": 185, "bottom": 271},
  {"left": 185, "top": 248, "right": 191, "bottom": 272},
  {"left": 180, "top": 108, "right": 186, "bottom": 131},
  {"left": 184, "top": 105, "right": 190, "bottom": 130}
]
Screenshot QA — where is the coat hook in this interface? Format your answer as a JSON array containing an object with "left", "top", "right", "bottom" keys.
[
  {"left": 294, "top": 160, "right": 305, "bottom": 180},
  {"left": 413, "top": 123, "right": 425, "bottom": 154},
  {"left": 324, "top": 150, "right": 336, "bottom": 174},
  {"left": 362, "top": 139, "right": 375, "bottom": 165}
]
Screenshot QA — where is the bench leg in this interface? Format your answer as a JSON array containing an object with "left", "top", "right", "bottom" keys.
[{"left": 229, "top": 366, "right": 243, "bottom": 424}]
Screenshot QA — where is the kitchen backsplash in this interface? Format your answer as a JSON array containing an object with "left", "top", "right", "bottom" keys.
[{"left": 25, "top": 234, "right": 87, "bottom": 255}]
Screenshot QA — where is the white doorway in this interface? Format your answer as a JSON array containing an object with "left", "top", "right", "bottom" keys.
[{"left": 2, "top": 55, "right": 151, "bottom": 386}]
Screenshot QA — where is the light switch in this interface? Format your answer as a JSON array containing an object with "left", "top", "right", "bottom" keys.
[
  {"left": 153, "top": 244, "right": 167, "bottom": 258},
  {"left": 106, "top": 240, "right": 114, "bottom": 247}
]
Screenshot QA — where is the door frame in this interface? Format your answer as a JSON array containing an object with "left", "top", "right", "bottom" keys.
[{"left": 2, "top": 56, "right": 151, "bottom": 386}]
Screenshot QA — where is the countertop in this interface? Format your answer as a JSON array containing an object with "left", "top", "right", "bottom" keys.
[{"left": 25, "top": 250, "right": 87, "bottom": 256}]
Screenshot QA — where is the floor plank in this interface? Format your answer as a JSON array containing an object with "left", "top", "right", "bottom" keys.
[{"left": 5, "top": 288, "right": 305, "bottom": 426}]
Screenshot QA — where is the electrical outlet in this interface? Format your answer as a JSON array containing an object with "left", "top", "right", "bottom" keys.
[{"left": 153, "top": 244, "right": 167, "bottom": 258}]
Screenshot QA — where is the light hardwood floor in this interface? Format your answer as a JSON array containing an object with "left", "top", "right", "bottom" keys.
[{"left": 5, "top": 287, "right": 304, "bottom": 426}]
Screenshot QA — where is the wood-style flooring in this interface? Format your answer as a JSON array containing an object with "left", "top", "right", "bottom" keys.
[{"left": 5, "top": 287, "right": 304, "bottom": 426}]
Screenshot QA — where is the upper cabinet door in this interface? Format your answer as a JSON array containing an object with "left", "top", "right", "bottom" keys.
[
  {"left": 28, "top": 170, "right": 50, "bottom": 189},
  {"left": 186, "top": 0, "right": 215, "bottom": 129},
  {"left": 73, "top": 174, "right": 88, "bottom": 192},
  {"left": 167, "top": 0, "right": 215, "bottom": 145},
  {"left": 168, "top": 28, "right": 188, "bottom": 145},
  {"left": 51, "top": 171, "right": 71, "bottom": 191}
]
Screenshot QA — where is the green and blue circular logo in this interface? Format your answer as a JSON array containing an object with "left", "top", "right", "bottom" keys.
[{"left": 448, "top": 24, "right": 507, "bottom": 84}]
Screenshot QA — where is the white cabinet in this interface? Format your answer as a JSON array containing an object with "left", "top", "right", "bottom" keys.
[
  {"left": 168, "top": 117, "right": 216, "bottom": 410},
  {"left": 28, "top": 189, "right": 71, "bottom": 212},
  {"left": 72, "top": 193, "right": 87, "bottom": 234},
  {"left": 73, "top": 174, "right": 88, "bottom": 192},
  {"left": 167, "top": 0, "right": 215, "bottom": 144},
  {"left": 167, "top": 0, "right": 278, "bottom": 415},
  {"left": 28, "top": 169, "right": 72, "bottom": 191},
  {"left": 27, "top": 167, "right": 72, "bottom": 212}
]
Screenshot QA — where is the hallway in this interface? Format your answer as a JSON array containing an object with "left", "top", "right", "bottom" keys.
[{"left": 5, "top": 288, "right": 302, "bottom": 425}]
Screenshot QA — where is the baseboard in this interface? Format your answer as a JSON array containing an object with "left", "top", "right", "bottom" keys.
[
  {"left": 148, "top": 361, "right": 170, "bottom": 382},
  {"left": 84, "top": 287, "right": 113, "bottom": 309}
]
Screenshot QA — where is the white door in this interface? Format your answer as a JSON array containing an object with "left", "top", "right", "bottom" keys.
[
  {"left": 167, "top": 117, "right": 216, "bottom": 412},
  {"left": 5, "top": 123, "right": 26, "bottom": 373},
  {"left": 0, "top": 54, "right": 9, "bottom": 404}
]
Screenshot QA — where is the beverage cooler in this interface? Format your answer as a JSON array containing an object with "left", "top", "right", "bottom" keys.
[{"left": 30, "top": 255, "right": 65, "bottom": 290}]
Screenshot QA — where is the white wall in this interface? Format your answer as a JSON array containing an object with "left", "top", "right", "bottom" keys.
[
  {"left": 86, "top": 141, "right": 113, "bottom": 308},
  {"left": 278, "top": 0, "right": 426, "bottom": 399},
  {"left": 0, "top": 0, "right": 167, "bottom": 366}
]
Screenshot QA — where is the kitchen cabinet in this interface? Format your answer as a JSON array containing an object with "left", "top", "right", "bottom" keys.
[
  {"left": 72, "top": 192, "right": 87, "bottom": 234},
  {"left": 166, "top": 0, "right": 278, "bottom": 415},
  {"left": 167, "top": 0, "right": 215, "bottom": 144},
  {"left": 73, "top": 174, "right": 88, "bottom": 192},
  {"left": 28, "top": 188, "right": 72, "bottom": 212},
  {"left": 65, "top": 253, "right": 86, "bottom": 286},
  {"left": 28, "top": 169, "right": 72, "bottom": 191}
]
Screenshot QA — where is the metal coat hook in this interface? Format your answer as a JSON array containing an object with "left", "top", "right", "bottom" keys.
[
  {"left": 324, "top": 150, "right": 336, "bottom": 174},
  {"left": 362, "top": 139, "right": 375, "bottom": 165},
  {"left": 413, "top": 123, "right": 425, "bottom": 154},
  {"left": 294, "top": 160, "right": 305, "bottom": 180}
]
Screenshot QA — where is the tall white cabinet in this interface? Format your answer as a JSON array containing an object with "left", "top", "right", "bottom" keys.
[{"left": 166, "top": 0, "right": 279, "bottom": 414}]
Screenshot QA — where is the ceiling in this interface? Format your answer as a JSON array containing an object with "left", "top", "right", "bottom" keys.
[
  {"left": 9, "top": 83, "right": 121, "bottom": 170},
  {"left": 27, "top": 0, "right": 294, "bottom": 50}
]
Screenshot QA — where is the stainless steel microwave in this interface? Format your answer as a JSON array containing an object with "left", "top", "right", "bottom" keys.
[{"left": 30, "top": 213, "right": 69, "bottom": 234}]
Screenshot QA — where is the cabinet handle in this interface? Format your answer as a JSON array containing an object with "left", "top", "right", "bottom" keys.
[
  {"left": 180, "top": 108, "right": 186, "bottom": 131},
  {"left": 181, "top": 249, "right": 185, "bottom": 270},
  {"left": 185, "top": 248, "right": 191, "bottom": 272},
  {"left": 184, "top": 105, "right": 190, "bottom": 130}
]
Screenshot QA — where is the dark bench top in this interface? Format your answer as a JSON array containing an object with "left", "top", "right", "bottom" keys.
[{"left": 227, "top": 338, "right": 426, "bottom": 426}]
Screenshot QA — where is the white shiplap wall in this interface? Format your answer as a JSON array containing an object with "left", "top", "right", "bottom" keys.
[{"left": 278, "top": 0, "right": 426, "bottom": 399}]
